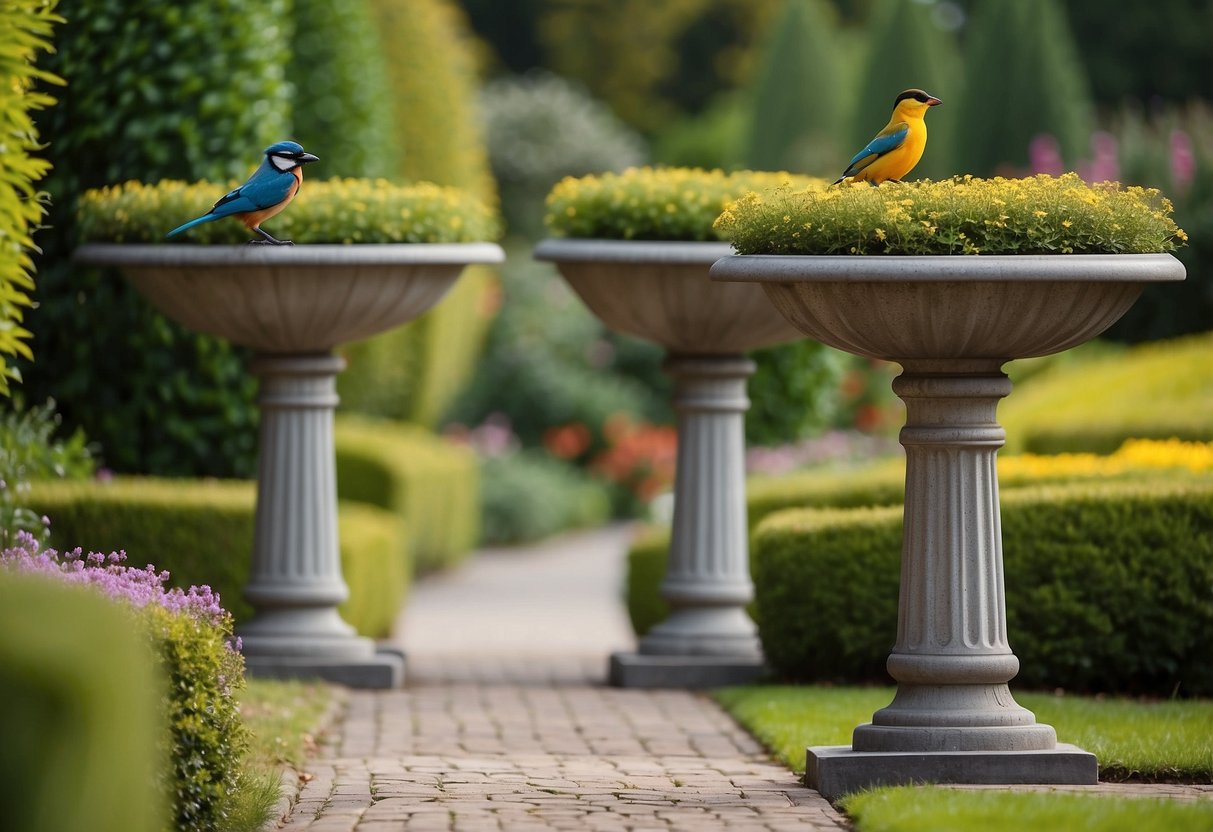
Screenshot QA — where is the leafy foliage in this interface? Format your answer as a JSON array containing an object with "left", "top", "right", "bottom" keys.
[
  {"left": 289, "top": 0, "right": 397, "bottom": 179},
  {"left": 716, "top": 173, "right": 1186, "bottom": 255},
  {"left": 0, "top": 0, "right": 60, "bottom": 396},
  {"left": 750, "top": 479, "right": 1213, "bottom": 694},
  {"left": 78, "top": 178, "right": 499, "bottom": 244},
  {"left": 25, "top": 0, "right": 293, "bottom": 478},
  {"left": 546, "top": 166, "right": 827, "bottom": 240},
  {"left": 742, "top": 0, "right": 842, "bottom": 173},
  {"left": 0, "top": 398, "right": 94, "bottom": 545}
]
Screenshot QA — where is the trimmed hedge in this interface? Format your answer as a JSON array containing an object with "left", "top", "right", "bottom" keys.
[
  {"left": 0, "top": 574, "right": 165, "bottom": 832},
  {"left": 28, "top": 478, "right": 407, "bottom": 638},
  {"left": 334, "top": 415, "right": 478, "bottom": 574},
  {"left": 1001, "top": 331, "right": 1213, "bottom": 453},
  {"left": 478, "top": 451, "right": 611, "bottom": 546},
  {"left": 751, "top": 479, "right": 1213, "bottom": 695}
]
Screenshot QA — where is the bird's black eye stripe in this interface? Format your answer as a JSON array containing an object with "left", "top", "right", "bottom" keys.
[{"left": 894, "top": 89, "right": 931, "bottom": 106}]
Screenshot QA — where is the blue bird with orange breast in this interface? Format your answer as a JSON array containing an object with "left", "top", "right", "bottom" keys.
[
  {"left": 833, "top": 89, "right": 941, "bottom": 185},
  {"left": 166, "top": 141, "right": 319, "bottom": 245}
]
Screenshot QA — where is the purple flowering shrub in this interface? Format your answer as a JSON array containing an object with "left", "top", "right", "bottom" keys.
[{"left": 1, "top": 531, "right": 251, "bottom": 832}]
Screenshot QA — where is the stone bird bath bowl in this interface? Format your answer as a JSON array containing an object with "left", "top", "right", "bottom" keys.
[
  {"left": 76, "top": 243, "right": 504, "bottom": 687},
  {"left": 710, "top": 252, "right": 1185, "bottom": 797}
]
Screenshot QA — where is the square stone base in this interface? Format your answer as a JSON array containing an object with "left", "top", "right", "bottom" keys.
[
  {"left": 807, "top": 743, "right": 1098, "bottom": 802},
  {"left": 244, "top": 646, "right": 405, "bottom": 689},
  {"left": 609, "top": 651, "right": 767, "bottom": 689}
]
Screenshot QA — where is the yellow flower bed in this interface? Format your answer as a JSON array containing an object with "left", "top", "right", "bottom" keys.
[
  {"left": 714, "top": 173, "right": 1185, "bottom": 255},
  {"left": 544, "top": 166, "right": 829, "bottom": 241},
  {"left": 78, "top": 178, "right": 500, "bottom": 245},
  {"left": 1000, "top": 438, "right": 1213, "bottom": 480}
]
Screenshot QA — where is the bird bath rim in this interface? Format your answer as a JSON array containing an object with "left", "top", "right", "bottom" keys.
[
  {"left": 534, "top": 238, "right": 734, "bottom": 265},
  {"left": 75, "top": 241, "right": 506, "bottom": 269}
]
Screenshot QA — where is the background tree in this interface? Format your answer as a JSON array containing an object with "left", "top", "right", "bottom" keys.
[
  {"left": 952, "top": 0, "right": 1094, "bottom": 176},
  {"left": 743, "top": 0, "right": 844, "bottom": 174}
]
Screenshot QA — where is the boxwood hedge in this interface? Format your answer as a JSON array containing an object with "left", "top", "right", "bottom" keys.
[
  {"left": 28, "top": 477, "right": 406, "bottom": 638},
  {"left": 751, "top": 479, "right": 1213, "bottom": 695}
]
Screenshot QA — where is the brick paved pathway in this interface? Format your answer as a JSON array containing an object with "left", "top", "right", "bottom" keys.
[
  {"left": 278, "top": 525, "right": 849, "bottom": 830},
  {"left": 277, "top": 525, "right": 1211, "bottom": 831}
]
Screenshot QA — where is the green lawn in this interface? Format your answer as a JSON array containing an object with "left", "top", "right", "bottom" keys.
[
  {"left": 714, "top": 685, "right": 1213, "bottom": 781},
  {"left": 840, "top": 787, "right": 1213, "bottom": 832},
  {"left": 222, "top": 679, "right": 334, "bottom": 832}
]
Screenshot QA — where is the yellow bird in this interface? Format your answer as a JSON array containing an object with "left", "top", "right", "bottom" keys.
[{"left": 833, "top": 89, "right": 942, "bottom": 185}]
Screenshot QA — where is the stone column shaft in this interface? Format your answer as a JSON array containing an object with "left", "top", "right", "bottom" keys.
[
  {"left": 852, "top": 362, "right": 1054, "bottom": 753},
  {"left": 239, "top": 352, "right": 374, "bottom": 661},
  {"left": 638, "top": 354, "right": 761, "bottom": 659}
]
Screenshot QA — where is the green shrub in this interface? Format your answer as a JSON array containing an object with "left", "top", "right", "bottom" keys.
[
  {"left": 0, "top": 0, "right": 59, "bottom": 396},
  {"left": 337, "top": 502, "right": 407, "bottom": 638},
  {"left": 716, "top": 173, "right": 1186, "bottom": 255},
  {"left": 335, "top": 415, "right": 478, "bottom": 574},
  {"left": 545, "top": 166, "right": 827, "bottom": 240},
  {"left": 625, "top": 525, "right": 673, "bottom": 637},
  {"left": 289, "top": 0, "right": 397, "bottom": 180},
  {"left": 0, "top": 573, "right": 165, "bottom": 832},
  {"left": 478, "top": 451, "right": 611, "bottom": 545},
  {"left": 1002, "top": 331, "right": 1213, "bottom": 453},
  {"left": 28, "top": 477, "right": 406, "bottom": 637},
  {"left": 78, "top": 178, "right": 499, "bottom": 245},
  {"left": 750, "top": 479, "right": 1213, "bottom": 695},
  {"left": 25, "top": 0, "right": 293, "bottom": 479}
]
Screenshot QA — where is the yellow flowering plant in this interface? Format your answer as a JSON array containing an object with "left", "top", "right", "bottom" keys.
[
  {"left": 714, "top": 173, "right": 1187, "bottom": 255},
  {"left": 77, "top": 178, "right": 500, "bottom": 245},
  {"left": 544, "top": 166, "right": 829, "bottom": 241}
]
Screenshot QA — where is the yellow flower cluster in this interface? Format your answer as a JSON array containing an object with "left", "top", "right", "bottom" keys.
[
  {"left": 1000, "top": 438, "right": 1213, "bottom": 480},
  {"left": 544, "top": 166, "right": 829, "bottom": 241},
  {"left": 713, "top": 173, "right": 1186, "bottom": 256},
  {"left": 78, "top": 178, "right": 499, "bottom": 245}
]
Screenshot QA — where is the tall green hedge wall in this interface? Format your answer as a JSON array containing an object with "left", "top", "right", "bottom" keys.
[{"left": 24, "top": 0, "right": 292, "bottom": 477}]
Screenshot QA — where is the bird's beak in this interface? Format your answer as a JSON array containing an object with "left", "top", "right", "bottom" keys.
[
  {"left": 298, "top": 153, "right": 320, "bottom": 164},
  {"left": 926, "top": 96, "right": 942, "bottom": 106}
]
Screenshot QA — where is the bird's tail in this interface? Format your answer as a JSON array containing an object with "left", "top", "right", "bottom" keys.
[{"left": 166, "top": 213, "right": 218, "bottom": 239}]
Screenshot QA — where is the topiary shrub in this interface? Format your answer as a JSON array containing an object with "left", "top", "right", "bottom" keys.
[
  {"left": 27, "top": 477, "right": 407, "bottom": 638},
  {"left": 0, "top": 573, "right": 165, "bottom": 832},
  {"left": 750, "top": 478, "right": 1213, "bottom": 695},
  {"left": 0, "top": 0, "right": 59, "bottom": 396},
  {"left": 716, "top": 173, "right": 1187, "bottom": 255},
  {"left": 625, "top": 525, "right": 674, "bottom": 637},
  {"left": 25, "top": 0, "right": 293, "bottom": 479},
  {"left": 335, "top": 415, "right": 478, "bottom": 574}
]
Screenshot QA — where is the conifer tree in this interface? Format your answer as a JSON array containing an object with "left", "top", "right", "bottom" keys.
[
  {"left": 848, "top": 0, "right": 961, "bottom": 181},
  {"left": 743, "top": 0, "right": 843, "bottom": 174},
  {"left": 953, "top": 0, "right": 1095, "bottom": 176}
]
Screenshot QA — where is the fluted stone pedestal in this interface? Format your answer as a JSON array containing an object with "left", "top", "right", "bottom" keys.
[
  {"left": 807, "top": 361, "right": 1095, "bottom": 798},
  {"left": 239, "top": 353, "right": 404, "bottom": 688},
  {"left": 610, "top": 355, "right": 766, "bottom": 688}
]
